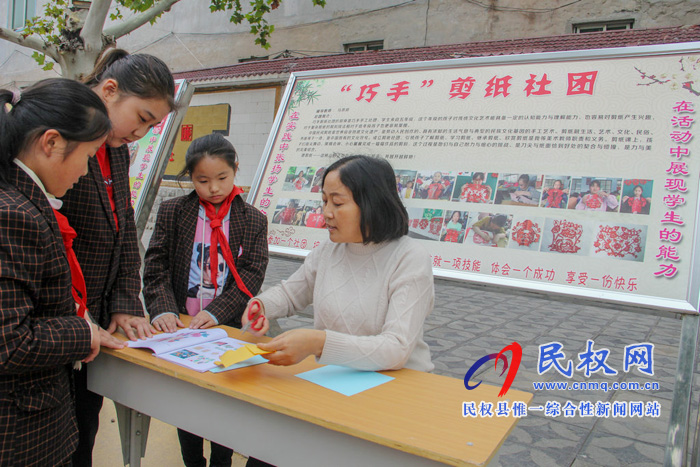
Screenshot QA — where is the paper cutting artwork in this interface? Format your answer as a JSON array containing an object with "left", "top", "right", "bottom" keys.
[
  {"left": 593, "top": 225, "right": 643, "bottom": 258},
  {"left": 216, "top": 344, "right": 273, "bottom": 367},
  {"left": 460, "top": 184, "right": 491, "bottom": 203},
  {"left": 548, "top": 219, "right": 583, "bottom": 253},
  {"left": 511, "top": 220, "right": 541, "bottom": 247}
]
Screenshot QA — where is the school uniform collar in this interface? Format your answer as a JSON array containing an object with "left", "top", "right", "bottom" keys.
[{"left": 13, "top": 159, "right": 63, "bottom": 209}]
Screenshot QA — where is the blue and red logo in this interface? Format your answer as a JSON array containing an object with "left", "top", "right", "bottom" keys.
[{"left": 464, "top": 342, "right": 522, "bottom": 397}]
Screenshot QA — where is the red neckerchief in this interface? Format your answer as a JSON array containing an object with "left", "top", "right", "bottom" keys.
[
  {"left": 95, "top": 144, "right": 119, "bottom": 231},
  {"left": 199, "top": 187, "right": 253, "bottom": 298},
  {"left": 52, "top": 209, "right": 88, "bottom": 318}
]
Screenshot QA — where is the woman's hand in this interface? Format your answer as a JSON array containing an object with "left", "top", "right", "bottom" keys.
[
  {"left": 241, "top": 299, "right": 269, "bottom": 336},
  {"left": 106, "top": 313, "right": 156, "bottom": 341},
  {"left": 152, "top": 314, "right": 185, "bottom": 333},
  {"left": 190, "top": 312, "right": 216, "bottom": 329},
  {"left": 257, "top": 329, "right": 326, "bottom": 366}
]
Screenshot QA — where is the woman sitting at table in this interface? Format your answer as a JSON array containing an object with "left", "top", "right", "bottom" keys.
[{"left": 242, "top": 155, "right": 434, "bottom": 372}]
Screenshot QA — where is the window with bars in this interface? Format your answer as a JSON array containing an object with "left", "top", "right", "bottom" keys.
[
  {"left": 573, "top": 20, "right": 634, "bottom": 34},
  {"left": 344, "top": 41, "right": 384, "bottom": 53}
]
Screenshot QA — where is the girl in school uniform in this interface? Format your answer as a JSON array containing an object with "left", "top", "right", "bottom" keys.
[
  {"left": 143, "top": 133, "right": 269, "bottom": 467},
  {"left": 0, "top": 79, "right": 108, "bottom": 466},
  {"left": 59, "top": 49, "right": 176, "bottom": 466}
]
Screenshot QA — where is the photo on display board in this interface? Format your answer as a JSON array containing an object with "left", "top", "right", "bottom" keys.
[
  {"left": 394, "top": 169, "right": 418, "bottom": 200},
  {"left": 619, "top": 179, "right": 654, "bottom": 215},
  {"left": 309, "top": 167, "right": 326, "bottom": 194},
  {"left": 569, "top": 177, "right": 622, "bottom": 212},
  {"left": 272, "top": 198, "right": 304, "bottom": 225},
  {"left": 494, "top": 173, "right": 543, "bottom": 207},
  {"left": 303, "top": 200, "right": 326, "bottom": 229},
  {"left": 407, "top": 207, "right": 445, "bottom": 241},
  {"left": 452, "top": 172, "right": 498, "bottom": 204},
  {"left": 465, "top": 212, "right": 512, "bottom": 248},
  {"left": 413, "top": 170, "right": 456, "bottom": 200},
  {"left": 540, "top": 176, "right": 572, "bottom": 209},
  {"left": 283, "top": 166, "right": 315, "bottom": 192},
  {"left": 440, "top": 210, "right": 469, "bottom": 243},
  {"left": 508, "top": 216, "right": 545, "bottom": 251}
]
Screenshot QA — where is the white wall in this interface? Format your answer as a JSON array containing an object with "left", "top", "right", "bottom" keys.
[{"left": 189, "top": 87, "right": 278, "bottom": 187}]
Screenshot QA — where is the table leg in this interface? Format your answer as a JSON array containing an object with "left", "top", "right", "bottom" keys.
[{"left": 115, "top": 402, "right": 151, "bottom": 467}]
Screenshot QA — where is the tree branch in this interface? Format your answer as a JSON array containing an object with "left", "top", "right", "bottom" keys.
[
  {"left": 103, "top": 0, "right": 181, "bottom": 40},
  {"left": 0, "top": 26, "right": 59, "bottom": 62},
  {"left": 81, "top": 0, "right": 112, "bottom": 52}
]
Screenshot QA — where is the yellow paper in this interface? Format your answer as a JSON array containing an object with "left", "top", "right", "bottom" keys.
[
  {"left": 246, "top": 344, "right": 272, "bottom": 355},
  {"left": 217, "top": 345, "right": 272, "bottom": 367}
]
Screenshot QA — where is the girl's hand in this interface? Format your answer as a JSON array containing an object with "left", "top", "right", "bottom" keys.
[
  {"left": 622, "top": 196, "right": 629, "bottom": 202},
  {"left": 257, "top": 329, "right": 326, "bottom": 366},
  {"left": 152, "top": 314, "right": 185, "bottom": 333},
  {"left": 99, "top": 328, "right": 127, "bottom": 349},
  {"left": 190, "top": 312, "right": 216, "bottom": 329},
  {"left": 83, "top": 320, "right": 101, "bottom": 363},
  {"left": 241, "top": 299, "right": 269, "bottom": 336},
  {"left": 107, "top": 313, "right": 156, "bottom": 341}
]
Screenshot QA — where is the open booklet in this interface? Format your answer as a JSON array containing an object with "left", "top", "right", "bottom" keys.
[{"left": 127, "top": 328, "right": 263, "bottom": 372}]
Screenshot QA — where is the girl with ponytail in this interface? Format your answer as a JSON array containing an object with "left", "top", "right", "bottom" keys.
[{"left": 0, "top": 78, "right": 111, "bottom": 466}]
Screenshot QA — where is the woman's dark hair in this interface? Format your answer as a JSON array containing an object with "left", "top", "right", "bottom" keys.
[
  {"left": 633, "top": 184, "right": 644, "bottom": 194},
  {"left": 518, "top": 174, "right": 530, "bottom": 184},
  {"left": 84, "top": 48, "right": 177, "bottom": 111},
  {"left": 0, "top": 79, "right": 111, "bottom": 185},
  {"left": 473, "top": 172, "right": 485, "bottom": 181},
  {"left": 323, "top": 155, "right": 408, "bottom": 244},
  {"left": 177, "top": 133, "right": 238, "bottom": 181},
  {"left": 589, "top": 180, "right": 601, "bottom": 189}
]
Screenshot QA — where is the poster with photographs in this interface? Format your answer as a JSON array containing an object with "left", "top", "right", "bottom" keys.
[{"left": 250, "top": 45, "right": 700, "bottom": 312}]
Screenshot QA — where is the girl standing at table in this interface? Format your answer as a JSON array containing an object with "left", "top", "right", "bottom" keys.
[
  {"left": 60, "top": 49, "right": 175, "bottom": 466},
  {"left": 143, "top": 133, "right": 269, "bottom": 467},
  {"left": 242, "top": 155, "right": 434, "bottom": 372},
  {"left": 0, "top": 79, "right": 107, "bottom": 466}
]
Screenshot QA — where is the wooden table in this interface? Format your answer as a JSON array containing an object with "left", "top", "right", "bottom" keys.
[{"left": 88, "top": 323, "right": 532, "bottom": 466}]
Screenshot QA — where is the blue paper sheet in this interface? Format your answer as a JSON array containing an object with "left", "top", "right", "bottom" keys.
[
  {"left": 295, "top": 365, "right": 394, "bottom": 396},
  {"left": 210, "top": 355, "right": 268, "bottom": 373}
]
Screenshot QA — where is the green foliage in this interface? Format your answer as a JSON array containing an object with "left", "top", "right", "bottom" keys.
[
  {"left": 14, "top": 0, "right": 327, "bottom": 67},
  {"left": 31, "top": 51, "right": 54, "bottom": 70},
  {"left": 210, "top": 0, "right": 326, "bottom": 49},
  {"left": 21, "top": 0, "right": 68, "bottom": 46}
]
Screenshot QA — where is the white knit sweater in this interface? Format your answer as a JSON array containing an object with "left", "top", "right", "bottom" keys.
[{"left": 258, "top": 236, "right": 434, "bottom": 372}]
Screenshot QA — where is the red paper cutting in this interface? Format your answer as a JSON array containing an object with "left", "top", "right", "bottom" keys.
[
  {"left": 512, "top": 220, "right": 541, "bottom": 247},
  {"left": 593, "top": 225, "right": 643, "bottom": 258},
  {"left": 460, "top": 184, "right": 490, "bottom": 203},
  {"left": 548, "top": 219, "right": 583, "bottom": 253}
]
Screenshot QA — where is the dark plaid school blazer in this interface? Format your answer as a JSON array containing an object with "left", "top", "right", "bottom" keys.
[
  {"left": 144, "top": 191, "right": 269, "bottom": 326},
  {"left": 60, "top": 144, "right": 144, "bottom": 329},
  {"left": 0, "top": 165, "right": 92, "bottom": 466}
]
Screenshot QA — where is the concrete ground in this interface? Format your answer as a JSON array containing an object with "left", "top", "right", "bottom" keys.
[{"left": 93, "top": 254, "right": 700, "bottom": 466}]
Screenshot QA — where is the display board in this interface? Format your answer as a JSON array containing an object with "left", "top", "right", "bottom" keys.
[
  {"left": 128, "top": 79, "right": 194, "bottom": 235},
  {"left": 249, "top": 44, "right": 700, "bottom": 313}
]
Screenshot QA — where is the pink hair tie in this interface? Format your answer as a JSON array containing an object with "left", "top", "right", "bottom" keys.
[{"left": 11, "top": 90, "right": 20, "bottom": 105}]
